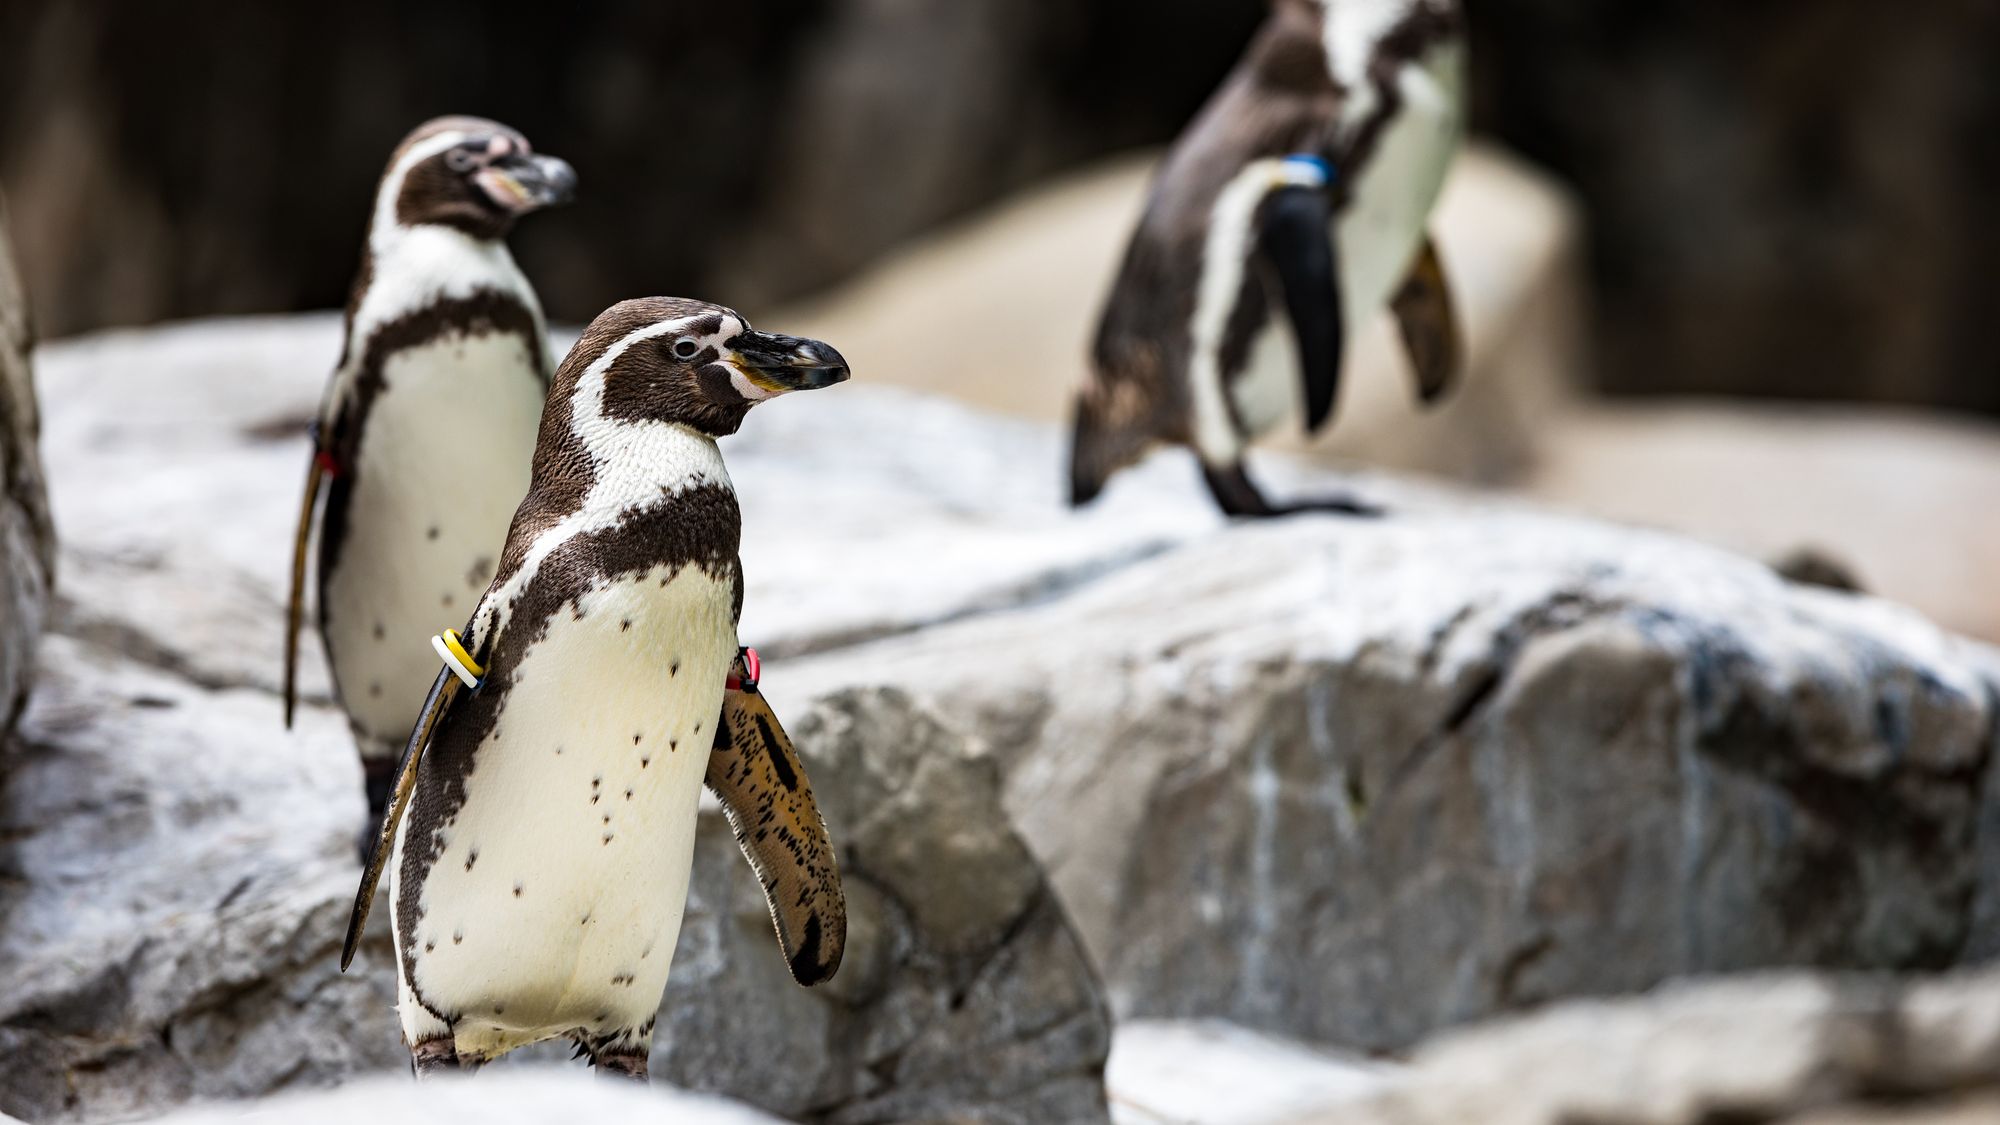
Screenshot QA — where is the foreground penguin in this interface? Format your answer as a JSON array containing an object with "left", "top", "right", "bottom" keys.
[
  {"left": 1071, "top": 0, "right": 1465, "bottom": 516},
  {"left": 342, "top": 297, "right": 851, "bottom": 1079},
  {"left": 284, "top": 116, "right": 575, "bottom": 823}
]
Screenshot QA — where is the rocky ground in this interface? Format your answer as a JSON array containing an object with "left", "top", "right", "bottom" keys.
[
  {"left": 0, "top": 313, "right": 1995, "bottom": 1123},
  {"left": 0, "top": 212, "right": 52, "bottom": 728}
]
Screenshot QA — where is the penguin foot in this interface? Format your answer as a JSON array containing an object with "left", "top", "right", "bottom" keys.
[
  {"left": 1201, "top": 462, "right": 1383, "bottom": 519},
  {"left": 584, "top": 1044, "right": 650, "bottom": 1083},
  {"left": 409, "top": 1036, "right": 461, "bottom": 1078},
  {"left": 1272, "top": 494, "right": 1385, "bottom": 518}
]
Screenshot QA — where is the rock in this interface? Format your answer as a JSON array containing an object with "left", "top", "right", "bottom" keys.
[
  {"left": 0, "top": 204, "right": 54, "bottom": 729},
  {"left": 1522, "top": 401, "right": 2000, "bottom": 646},
  {"left": 1106, "top": 1020, "right": 1389, "bottom": 1125},
  {"left": 775, "top": 478, "right": 2000, "bottom": 1051},
  {"left": 1295, "top": 967, "right": 2000, "bottom": 1125},
  {"left": 655, "top": 689, "right": 1111, "bottom": 1123},
  {"left": 140, "top": 1070, "right": 784, "bottom": 1124}
]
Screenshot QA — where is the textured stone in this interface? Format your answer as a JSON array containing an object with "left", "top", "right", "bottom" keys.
[
  {"left": 779, "top": 492, "right": 2000, "bottom": 1052},
  {"left": 0, "top": 204, "right": 53, "bottom": 729},
  {"left": 1296, "top": 967, "right": 2000, "bottom": 1125}
]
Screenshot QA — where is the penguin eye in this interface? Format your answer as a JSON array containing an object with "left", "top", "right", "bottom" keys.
[
  {"left": 672, "top": 339, "right": 701, "bottom": 361},
  {"left": 445, "top": 145, "right": 481, "bottom": 172}
]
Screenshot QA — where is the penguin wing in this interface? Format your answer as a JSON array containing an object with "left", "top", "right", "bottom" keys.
[
  {"left": 706, "top": 671, "right": 846, "bottom": 987},
  {"left": 1390, "top": 234, "right": 1463, "bottom": 405},
  {"left": 1257, "top": 183, "right": 1346, "bottom": 433},
  {"left": 341, "top": 665, "right": 461, "bottom": 970},
  {"left": 282, "top": 446, "right": 328, "bottom": 729}
]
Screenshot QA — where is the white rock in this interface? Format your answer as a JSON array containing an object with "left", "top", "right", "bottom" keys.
[
  {"left": 136, "top": 1070, "right": 783, "bottom": 1125},
  {"left": 1107, "top": 1021, "right": 1390, "bottom": 1125}
]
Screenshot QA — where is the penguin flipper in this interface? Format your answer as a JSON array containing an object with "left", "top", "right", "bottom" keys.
[
  {"left": 1391, "top": 234, "right": 1463, "bottom": 405},
  {"left": 1258, "top": 184, "right": 1345, "bottom": 434},
  {"left": 282, "top": 450, "right": 327, "bottom": 729},
  {"left": 342, "top": 666, "right": 459, "bottom": 971},
  {"left": 706, "top": 671, "right": 846, "bottom": 987}
]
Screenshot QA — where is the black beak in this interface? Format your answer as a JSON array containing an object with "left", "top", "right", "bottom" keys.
[
  {"left": 485, "top": 152, "right": 578, "bottom": 211},
  {"left": 729, "top": 332, "right": 851, "bottom": 393}
]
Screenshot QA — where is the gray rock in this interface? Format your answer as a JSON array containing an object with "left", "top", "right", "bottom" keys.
[
  {"left": 779, "top": 505, "right": 2000, "bottom": 1052},
  {"left": 0, "top": 205, "right": 54, "bottom": 729},
  {"left": 656, "top": 689, "right": 1111, "bottom": 1123},
  {"left": 1300, "top": 967, "right": 2000, "bottom": 1125}
]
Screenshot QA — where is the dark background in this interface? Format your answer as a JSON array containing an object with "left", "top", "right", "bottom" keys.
[{"left": 3, "top": 0, "right": 1996, "bottom": 413}]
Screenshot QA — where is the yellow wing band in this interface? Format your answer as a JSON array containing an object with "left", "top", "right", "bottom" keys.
[{"left": 431, "top": 628, "right": 485, "bottom": 689}]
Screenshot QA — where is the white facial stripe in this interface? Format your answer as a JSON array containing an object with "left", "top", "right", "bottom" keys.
[
  {"left": 1319, "top": 0, "right": 1431, "bottom": 133},
  {"left": 371, "top": 130, "right": 473, "bottom": 249},
  {"left": 1187, "top": 159, "right": 1290, "bottom": 464},
  {"left": 728, "top": 367, "right": 778, "bottom": 401},
  {"left": 468, "top": 314, "right": 738, "bottom": 652}
]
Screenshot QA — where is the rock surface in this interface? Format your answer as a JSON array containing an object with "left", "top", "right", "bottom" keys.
[
  {"left": 1523, "top": 400, "right": 2000, "bottom": 646},
  {"left": 1107, "top": 1020, "right": 1389, "bottom": 1125},
  {"left": 1305, "top": 967, "right": 2000, "bottom": 1125},
  {"left": 783, "top": 501, "right": 2000, "bottom": 1051},
  {"left": 0, "top": 206, "right": 53, "bottom": 729},
  {"left": 140, "top": 1071, "right": 783, "bottom": 1124}
]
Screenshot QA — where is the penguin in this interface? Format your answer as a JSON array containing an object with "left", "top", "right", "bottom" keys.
[
  {"left": 340, "top": 297, "right": 852, "bottom": 1080},
  {"left": 1070, "top": 0, "right": 1466, "bottom": 516},
  {"left": 284, "top": 116, "right": 576, "bottom": 826}
]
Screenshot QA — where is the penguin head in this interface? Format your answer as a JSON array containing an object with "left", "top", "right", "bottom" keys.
[
  {"left": 380, "top": 116, "right": 577, "bottom": 241},
  {"left": 559, "top": 297, "right": 850, "bottom": 438}
]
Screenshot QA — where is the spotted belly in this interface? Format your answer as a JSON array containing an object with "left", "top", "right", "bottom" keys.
[
  {"left": 321, "top": 332, "right": 543, "bottom": 757},
  {"left": 389, "top": 562, "right": 737, "bottom": 1059}
]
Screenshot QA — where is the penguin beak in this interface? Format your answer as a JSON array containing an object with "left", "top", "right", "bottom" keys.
[
  {"left": 727, "top": 332, "right": 851, "bottom": 395},
  {"left": 476, "top": 153, "right": 578, "bottom": 213}
]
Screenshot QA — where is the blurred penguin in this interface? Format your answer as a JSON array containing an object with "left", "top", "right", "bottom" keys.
[
  {"left": 1071, "top": 0, "right": 1466, "bottom": 515},
  {"left": 284, "top": 117, "right": 576, "bottom": 828}
]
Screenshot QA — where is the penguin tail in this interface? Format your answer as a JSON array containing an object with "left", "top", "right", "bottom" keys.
[{"left": 1067, "top": 382, "right": 1150, "bottom": 508}]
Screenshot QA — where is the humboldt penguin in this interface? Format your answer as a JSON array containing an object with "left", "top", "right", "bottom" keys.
[
  {"left": 1071, "top": 0, "right": 1466, "bottom": 516},
  {"left": 284, "top": 116, "right": 576, "bottom": 825},
  {"left": 340, "top": 297, "right": 851, "bottom": 1080}
]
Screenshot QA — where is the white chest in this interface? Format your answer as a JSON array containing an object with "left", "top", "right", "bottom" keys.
[
  {"left": 321, "top": 332, "right": 544, "bottom": 748},
  {"left": 1221, "top": 42, "right": 1467, "bottom": 450},
  {"left": 392, "top": 562, "right": 739, "bottom": 1056}
]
